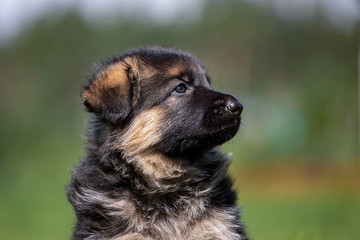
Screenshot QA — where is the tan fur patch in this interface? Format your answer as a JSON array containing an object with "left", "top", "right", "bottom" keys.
[
  {"left": 82, "top": 57, "right": 138, "bottom": 112},
  {"left": 107, "top": 194, "right": 209, "bottom": 240},
  {"left": 81, "top": 187, "right": 240, "bottom": 240},
  {"left": 76, "top": 188, "right": 135, "bottom": 215},
  {"left": 112, "top": 233, "right": 150, "bottom": 240},
  {"left": 137, "top": 64, "right": 157, "bottom": 79},
  {"left": 167, "top": 65, "right": 183, "bottom": 77},
  {"left": 190, "top": 208, "right": 241, "bottom": 240},
  {"left": 112, "top": 107, "right": 187, "bottom": 181},
  {"left": 120, "top": 107, "right": 164, "bottom": 154},
  {"left": 77, "top": 188, "right": 140, "bottom": 234}
]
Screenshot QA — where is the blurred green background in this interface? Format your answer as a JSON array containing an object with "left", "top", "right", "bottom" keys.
[{"left": 0, "top": 0, "right": 359, "bottom": 239}]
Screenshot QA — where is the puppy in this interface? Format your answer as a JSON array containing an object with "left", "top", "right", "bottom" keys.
[{"left": 67, "top": 47, "right": 248, "bottom": 240}]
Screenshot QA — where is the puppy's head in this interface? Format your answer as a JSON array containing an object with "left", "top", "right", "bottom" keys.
[{"left": 82, "top": 47, "right": 243, "bottom": 156}]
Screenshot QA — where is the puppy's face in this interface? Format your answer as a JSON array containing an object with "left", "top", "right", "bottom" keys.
[{"left": 82, "top": 47, "right": 243, "bottom": 156}]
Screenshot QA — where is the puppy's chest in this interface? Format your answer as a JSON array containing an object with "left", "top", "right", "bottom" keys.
[{"left": 109, "top": 196, "right": 239, "bottom": 240}]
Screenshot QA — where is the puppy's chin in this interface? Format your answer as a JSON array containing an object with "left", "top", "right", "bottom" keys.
[
  {"left": 158, "top": 119, "right": 241, "bottom": 157},
  {"left": 198, "top": 118, "right": 241, "bottom": 149}
]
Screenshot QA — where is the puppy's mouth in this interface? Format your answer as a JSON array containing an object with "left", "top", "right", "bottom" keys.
[
  {"left": 203, "top": 117, "right": 241, "bottom": 144},
  {"left": 162, "top": 118, "right": 241, "bottom": 156}
]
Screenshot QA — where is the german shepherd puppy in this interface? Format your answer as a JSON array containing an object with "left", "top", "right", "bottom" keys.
[{"left": 67, "top": 47, "right": 248, "bottom": 240}]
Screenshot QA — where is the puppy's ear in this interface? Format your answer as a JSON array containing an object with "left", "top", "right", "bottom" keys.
[{"left": 81, "top": 57, "right": 138, "bottom": 122}]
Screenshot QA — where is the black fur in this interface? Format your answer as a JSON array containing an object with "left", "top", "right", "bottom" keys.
[{"left": 67, "top": 47, "right": 248, "bottom": 240}]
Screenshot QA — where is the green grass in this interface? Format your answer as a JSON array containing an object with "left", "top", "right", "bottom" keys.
[
  {"left": 0, "top": 131, "right": 79, "bottom": 240},
  {"left": 241, "top": 197, "right": 360, "bottom": 240},
  {"left": 0, "top": 181, "right": 74, "bottom": 240}
]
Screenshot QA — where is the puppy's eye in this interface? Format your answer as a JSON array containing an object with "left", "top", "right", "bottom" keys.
[{"left": 173, "top": 83, "right": 187, "bottom": 94}]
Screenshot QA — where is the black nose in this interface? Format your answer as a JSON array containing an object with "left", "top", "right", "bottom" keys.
[{"left": 226, "top": 98, "right": 243, "bottom": 117}]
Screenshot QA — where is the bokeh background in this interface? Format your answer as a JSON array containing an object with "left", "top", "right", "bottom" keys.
[{"left": 1, "top": 0, "right": 359, "bottom": 239}]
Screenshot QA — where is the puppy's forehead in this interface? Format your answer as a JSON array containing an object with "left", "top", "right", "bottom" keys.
[
  {"left": 97, "top": 47, "right": 208, "bottom": 86},
  {"left": 132, "top": 47, "right": 206, "bottom": 78},
  {"left": 165, "top": 58, "right": 206, "bottom": 79}
]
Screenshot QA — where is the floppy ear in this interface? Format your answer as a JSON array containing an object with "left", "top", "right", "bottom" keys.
[{"left": 81, "top": 58, "right": 138, "bottom": 122}]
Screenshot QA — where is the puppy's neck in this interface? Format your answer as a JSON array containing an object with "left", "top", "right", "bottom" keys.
[
  {"left": 87, "top": 116, "right": 231, "bottom": 195},
  {"left": 102, "top": 148, "right": 231, "bottom": 199}
]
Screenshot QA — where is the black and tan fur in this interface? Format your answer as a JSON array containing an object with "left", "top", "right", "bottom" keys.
[{"left": 67, "top": 47, "right": 248, "bottom": 240}]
